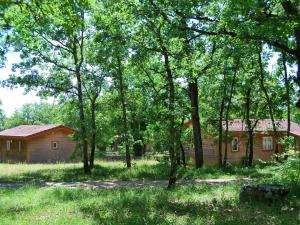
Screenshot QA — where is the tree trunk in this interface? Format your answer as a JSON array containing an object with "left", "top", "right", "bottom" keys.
[
  {"left": 176, "top": 147, "right": 181, "bottom": 165},
  {"left": 180, "top": 140, "right": 186, "bottom": 167},
  {"left": 76, "top": 69, "right": 91, "bottom": 174},
  {"left": 179, "top": 117, "right": 186, "bottom": 167},
  {"left": 280, "top": 1, "right": 300, "bottom": 107},
  {"left": 245, "top": 88, "right": 254, "bottom": 166},
  {"left": 248, "top": 130, "right": 254, "bottom": 166},
  {"left": 188, "top": 79, "right": 204, "bottom": 168},
  {"left": 218, "top": 98, "right": 225, "bottom": 167},
  {"left": 162, "top": 49, "right": 177, "bottom": 189},
  {"left": 223, "top": 119, "right": 229, "bottom": 166},
  {"left": 89, "top": 98, "right": 96, "bottom": 169},
  {"left": 258, "top": 51, "right": 279, "bottom": 156},
  {"left": 117, "top": 56, "right": 131, "bottom": 168},
  {"left": 218, "top": 69, "right": 228, "bottom": 167},
  {"left": 223, "top": 67, "right": 237, "bottom": 166},
  {"left": 294, "top": 26, "right": 300, "bottom": 108},
  {"left": 282, "top": 51, "right": 291, "bottom": 136}
]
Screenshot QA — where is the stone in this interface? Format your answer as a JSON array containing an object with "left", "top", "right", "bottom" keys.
[{"left": 240, "top": 184, "right": 290, "bottom": 203}]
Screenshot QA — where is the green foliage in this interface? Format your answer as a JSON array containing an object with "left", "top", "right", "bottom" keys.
[
  {"left": 4, "top": 102, "right": 62, "bottom": 129},
  {"left": 272, "top": 151, "right": 300, "bottom": 186},
  {"left": 0, "top": 100, "right": 5, "bottom": 130}
]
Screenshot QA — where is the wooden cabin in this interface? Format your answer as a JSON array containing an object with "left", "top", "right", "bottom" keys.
[
  {"left": 184, "top": 119, "right": 300, "bottom": 165},
  {"left": 0, "top": 125, "right": 76, "bottom": 163}
]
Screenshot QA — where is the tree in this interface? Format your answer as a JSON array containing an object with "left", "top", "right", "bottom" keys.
[
  {"left": 4, "top": 102, "right": 61, "bottom": 129},
  {"left": 132, "top": 1, "right": 180, "bottom": 187},
  {"left": 92, "top": 1, "right": 133, "bottom": 167},
  {"left": 0, "top": 100, "right": 5, "bottom": 130},
  {"left": 6, "top": 0, "right": 92, "bottom": 173}
]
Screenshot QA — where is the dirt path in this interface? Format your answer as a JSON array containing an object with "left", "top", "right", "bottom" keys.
[{"left": 0, "top": 178, "right": 252, "bottom": 189}]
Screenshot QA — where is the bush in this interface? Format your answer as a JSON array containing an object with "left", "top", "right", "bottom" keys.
[{"left": 272, "top": 150, "right": 300, "bottom": 185}]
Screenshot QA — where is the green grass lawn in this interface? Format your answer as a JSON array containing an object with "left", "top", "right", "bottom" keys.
[
  {"left": 0, "top": 159, "right": 273, "bottom": 182},
  {"left": 0, "top": 160, "right": 299, "bottom": 224},
  {"left": 0, "top": 184, "right": 299, "bottom": 225}
]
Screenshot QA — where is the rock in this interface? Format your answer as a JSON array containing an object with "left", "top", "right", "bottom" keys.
[{"left": 239, "top": 184, "right": 290, "bottom": 203}]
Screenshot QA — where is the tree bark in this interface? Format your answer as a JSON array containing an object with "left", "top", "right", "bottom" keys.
[
  {"left": 76, "top": 69, "right": 91, "bottom": 174},
  {"left": 179, "top": 140, "right": 186, "bottom": 167},
  {"left": 223, "top": 65, "right": 237, "bottom": 166},
  {"left": 179, "top": 117, "right": 186, "bottom": 167},
  {"left": 245, "top": 88, "right": 254, "bottom": 166},
  {"left": 282, "top": 51, "right": 291, "bottom": 136},
  {"left": 218, "top": 98, "right": 225, "bottom": 167},
  {"left": 72, "top": 29, "right": 90, "bottom": 174},
  {"left": 218, "top": 70, "right": 227, "bottom": 167},
  {"left": 295, "top": 26, "right": 300, "bottom": 107},
  {"left": 188, "top": 79, "right": 204, "bottom": 168},
  {"left": 281, "top": 2, "right": 300, "bottom": 107},
  {"left": 223, "top": 119, "right": 229, "bottom": 166},
  {"left": 89, "top": 97, "right": 97, "bottom": 169},
  {"left": 117, "top": 56, "right": 131, "bottom": 168},
  {"left": 162, "top": 49, "right": 177, "bottom": 189},
  {"left": 248, "top": 130, "right": 254, "bottom": 166}
]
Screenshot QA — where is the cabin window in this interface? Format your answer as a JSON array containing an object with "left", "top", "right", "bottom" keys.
[
  {"left": 263, "top": 137, "right": 273, "bottom": 150},
  {"left": 232, "top": 137, "right": 239, "bottom": 151},
  {"left": 6, "top": 140, "right": 12, "bottom": 151},
  {"left": 52, "top": 141, "right": 59, "bottom": 150}
]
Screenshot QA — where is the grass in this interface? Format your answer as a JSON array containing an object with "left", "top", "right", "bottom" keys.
[
  {"left": 1, "top": 160, "right": 299, "bottom": 224},
  {"left": 0, "top": 159, "right": 273, "bottom": 182},
  {"left": 0, "top": 184, "right": 299, "bottom": 225}
]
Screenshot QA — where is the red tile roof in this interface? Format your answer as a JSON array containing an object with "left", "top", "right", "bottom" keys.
[
  {"left": 223, "top": 119, "right": 300, "bottom": 136},
  {"left": 0, "top": 125, "right": 75, "bottom": 138},
  {"left": 184, "top": 119, "right": 300, "bottom": 136}
]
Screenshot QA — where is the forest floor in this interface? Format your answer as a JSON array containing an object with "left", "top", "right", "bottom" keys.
[{"left": 0, "top": 160, "right": 299, "bottom": 225}]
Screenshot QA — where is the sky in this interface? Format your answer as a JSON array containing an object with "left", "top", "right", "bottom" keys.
[{"left": 0, "top": 51, "right": 54, "bottom": 116}]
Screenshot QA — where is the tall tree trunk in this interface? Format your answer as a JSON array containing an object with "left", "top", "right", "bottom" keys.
[
  {"left": 175, "top": 126, "right": 181, "bottom": 166},
  {"left": 245, "top": 88, "right": 254, "bottom": 166},
  {"left": 89, "top": 98, "right": 97, "bottom": 169},
  {"left": 282, "top": 51, "right": 291, "bottom": 136},
  {"left": 258, "top": 51, "right": 279, "bottom": 156},
  {"left": 223, "top": 66, "right": 237, "bottom": 166},
  {"left": 281, "top": 2, "right": 300, "bottom": 107},
  {"left": 294, "top": 26, "right": 300, "bottom": 108},
  {"left": 218, "top": 98, "right": 225, "bottom": 167},
  {"left": 162, "top": 49, "right": 177, "bottom": 189},
  {"left": 179, "top": 117, "right": 186, "bottom": 167},
  {"left": 188, "top": 79, "right": 204, "bottom": 168},
  {"left": 248, "top": 130, "right": 254, "bottom": 166},
  {"left": 117, "top": 56, "right": 131, "bottom": 168},
  {"left": 218, "top": 69, "right": 228, "bottom": 167},
  {"left": 76, "top": 69, "right": 91, "bottom": 174},
  {"left": 179, "top": 140, "right": 186, "bottom": 167},
  {"left": 223, "top": 119, "right": 229, "bottom": 166}
]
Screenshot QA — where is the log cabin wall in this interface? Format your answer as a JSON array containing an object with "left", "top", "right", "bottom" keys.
[
  {"left": 26, "top": 129, "right": 76, "bottom": 163},
  {"left": 0, "top": 138, "right": 27, "bottom": 163}
]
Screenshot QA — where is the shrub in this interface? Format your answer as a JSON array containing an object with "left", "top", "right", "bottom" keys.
[{"left": 272, "top": 150, "right": 300, "bottom": 185}]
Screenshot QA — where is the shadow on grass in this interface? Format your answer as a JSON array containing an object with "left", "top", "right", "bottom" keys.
[
  {"left": 0, "top": 161, "right": 273, "bottom": 183},
  {"left": 0, "top": 163, "right": 169, "bottom": 182},
  {"left": 75, "top": 186, "right": 299, "bottom": 225},
  {"left": 177, "top": 165, "right": 273, "bottom": 180},
  {"left": 1, "top": 184, "right": 300, "bottom": 224}
]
